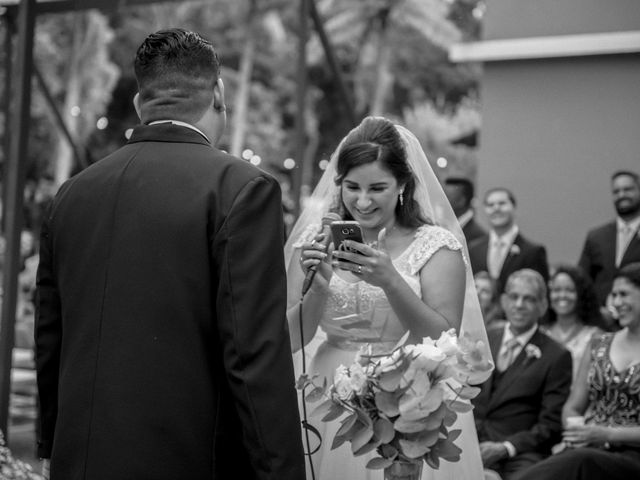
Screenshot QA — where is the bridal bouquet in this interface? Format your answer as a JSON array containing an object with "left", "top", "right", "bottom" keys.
[{"left": 297, "top": 329, "right": 492, "bottom": 471}]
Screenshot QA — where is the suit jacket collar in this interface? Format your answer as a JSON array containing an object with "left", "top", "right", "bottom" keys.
[
  {"left": 487, "top": 326, "right": 546, "bottom": 404},
  {"left": 128, "top": 123, "right": 212, "bottom": 147},
  {"left": 499, "top": 233, "right": 525, "bottom": 276}
]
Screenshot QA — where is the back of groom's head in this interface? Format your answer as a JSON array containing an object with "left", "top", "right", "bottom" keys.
[{"left": 134, "top": 28, "right": 220, "bottom": 124}]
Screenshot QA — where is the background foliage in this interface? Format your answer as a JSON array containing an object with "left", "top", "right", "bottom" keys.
[{"left": 0, "top": 0, "right": 485, "bottom": 233}]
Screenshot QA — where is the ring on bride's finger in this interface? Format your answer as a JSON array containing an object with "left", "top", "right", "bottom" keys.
[
  {"left": 311, "top": 240, "right": 316, "bottom": 248},
  {"left": 357, "top": 265, "right": 362, "bottom": 274}
]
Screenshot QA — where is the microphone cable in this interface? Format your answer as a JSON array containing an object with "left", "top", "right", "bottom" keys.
[{"left": 298, "top": 290, "right": 321, "bottom": 480}]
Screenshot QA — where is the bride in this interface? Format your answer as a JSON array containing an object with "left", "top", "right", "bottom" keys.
[{"left": 284, "top": 116, "right": 492, "bottom": 479}]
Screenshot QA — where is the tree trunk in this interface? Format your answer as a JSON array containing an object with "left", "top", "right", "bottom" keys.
[
  {"left": 54, "top": 14, "right": 84, "bottom": 186},
  {"left": 369, "top": 12, "right": 392, "bottom": 116},
  {"left": 230, "top": 0, "right": 258, "bottom": 157}
]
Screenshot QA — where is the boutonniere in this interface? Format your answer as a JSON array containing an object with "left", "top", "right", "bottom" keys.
[
  {"left": 509, "top": 244, "right": 520, "bottom": 256},
  {"left": 524, "top": 344, "right": 541, "bottom": 360}
]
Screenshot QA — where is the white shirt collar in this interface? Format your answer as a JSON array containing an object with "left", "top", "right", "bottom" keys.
[
  {"left": 457, "top": 209, "right": 474, "bottom": 228},
  {"left": 490, "top": 224, "right": 519, "bottom": 247},
  {"left": 617, "top": 215, "right": 640, "bottom": 233},
  {"left": 502, "top": 321, "right": 538, "bottom": 348},
  {"left": 148, "top": 120, "right": 210, "bottom": 142}
]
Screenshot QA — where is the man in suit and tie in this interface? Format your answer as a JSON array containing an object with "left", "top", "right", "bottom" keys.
[
  {"left": 444, "top": 176, "right": 487, "bottom": 244},
  {"left": 473, "top": 269, "right": 572, "bottom": 480},
  {"left": 468, "top": 187, "right": 549, "bottom": 295},
  {"left": 35, "top": 29, "right": 305, "bottom": 480},
  {"left": 579, "top": 170, "right": 640, "bottom": 313}
]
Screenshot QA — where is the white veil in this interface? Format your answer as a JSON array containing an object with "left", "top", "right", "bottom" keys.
[
  {"left": 284, "top": 122, "right": 490, "bottom": 349},
  {"left": 285, "top": 120, "right": 492, "bottom": 479}
]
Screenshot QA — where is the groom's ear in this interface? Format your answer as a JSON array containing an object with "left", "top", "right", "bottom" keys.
[{"left": 133, "top": 92, "right": 142, "bottom": 121}]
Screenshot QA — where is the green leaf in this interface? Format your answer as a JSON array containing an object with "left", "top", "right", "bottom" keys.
[
  {"left": 373, "top": 417, "right": 395, "bottom": 444},
  {"left": 351, "top": 423, "right": 375, "bottom": 455},
  {"left": 331, "top": 433, "right": 349, "bottom": 450},
  {"left": 394, "top": 416, "right": 429, "bottom": 434},
  {"left": 336, "top": 412, "right": 359, "bottom": 437},
  {"left": 375, "top": 390, "right": 400, "bottom": 417},
  {"left": 322, "top": 402, "right": 347, "bottom": 422},
  {"left": 443, "top": 406, "right": 458, "bottom": 427},
  {"left": 422, "top": 402, "right": 449, "bottom": 430},
  {"left": 453, "top": 384, "right": 481, "bottom": 400},
  {"left": 353, "top": 437, "right": 380, "bottom": 456},
  {"left": 378, "top": 367, "right": 405, "bottom": 391},
  {"left": 425, "top": 450, "right": 440, "bottom": 469},
  {"left": 310, "top": 398, "right": 335, "bottom": 418},
  {"left": 305, "top": 385, "right": 326, "bottom": 403},
  {"left": 366, "top": 456, "right": 395, "bottom": 470},
  {"left": 448, "top": 400, "right": 474, "bottom": 413},
  {"left": 379, "top": 444, "right": 399, "bottom": 459}
]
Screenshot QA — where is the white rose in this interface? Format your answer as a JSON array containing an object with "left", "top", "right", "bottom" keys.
[
  {"left": 348, "top": 362, "right": 368, "bottom": 394},
  {"left": 333, "top": 365, "right": 355, "bottom": 401},
  {"left": 411, "top": 343, "right": 446, "bottom": 372},
  {"left": 435, "top": 329, "right": 459, "bottom": 357}
]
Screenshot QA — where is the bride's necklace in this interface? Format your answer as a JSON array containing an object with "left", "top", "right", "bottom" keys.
[{"left": 363, "top": 224, "right": 399, "bottom": 248}]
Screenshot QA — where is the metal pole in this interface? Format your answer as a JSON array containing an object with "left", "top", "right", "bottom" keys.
[
  {"left": 1, "top": 11, "right": 15, "bottom": 234},
  {"left": 293, "top": 0, "right": 309, "bottom": 218},
  {"left": 0, "top": 0, "right": 36, "bottom": 437}
]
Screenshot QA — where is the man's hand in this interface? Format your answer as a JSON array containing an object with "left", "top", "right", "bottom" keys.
[{"left": 480, "top": 441, "right": 509, "bottom": 467}]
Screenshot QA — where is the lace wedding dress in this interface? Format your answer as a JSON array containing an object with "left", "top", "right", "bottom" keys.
[{"left": 295, "top": 224, "right": 484, "bottom": 480}]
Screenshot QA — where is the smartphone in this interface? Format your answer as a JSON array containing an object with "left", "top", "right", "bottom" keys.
[{"left": 330, "top": 221, "right": 364, "bottom": 254}]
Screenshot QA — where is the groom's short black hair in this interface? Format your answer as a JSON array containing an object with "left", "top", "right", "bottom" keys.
[{"left": 134, "top": 28, "right": 220, "bottom": 124}]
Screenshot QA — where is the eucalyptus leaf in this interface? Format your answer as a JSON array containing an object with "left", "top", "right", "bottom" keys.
[
  {"left": 373, "top": 417, "right": 395, "bottom": 443},
  {"left": 336, "top": 412, "right": 359, "bottom": 437},
  {"left": 399, "top": 437, "right": 431, "bottom": 459},
  {"left": 394, "top": 416, "right": 429, "bottom": 434},
  {"left": 375, "top": 390, "right": 400, "bottom": 417},
  {"left": 305, "top": 385, "right": 326, "bottom": 403},
  {"left": 310, "top": 398, "right": 336, "bottom": 418},
  {"left": 351, "top": 423, "right": 375, "bottom": 454},
  {"left": 366, "top": 456, "right": 395, "bottom": 470},
  {"left": 448, "top": 400, "right": 474, "bottom": 413},
  {"left": 353, "top": 437, "right": 380, "bottom": 456}
]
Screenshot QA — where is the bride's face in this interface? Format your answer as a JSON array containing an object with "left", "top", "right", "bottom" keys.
[{"left": 341, "top": 160, "right": 403, "bottom": 231}]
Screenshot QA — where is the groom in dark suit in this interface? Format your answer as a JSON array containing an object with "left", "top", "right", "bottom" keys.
[
  {"left": 473, "top": 269, "right": 572, "bottom": 480},
  {"left": 35, "top": 29, "right": 305, "bottom": 480},
  {"left": 468, "top": 187, "right": 549, "bottom": 295},
  {"left": 579, "top": 170, "right": 640, "bottom": 310}
]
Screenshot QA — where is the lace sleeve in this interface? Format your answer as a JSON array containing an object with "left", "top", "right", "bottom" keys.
[
  {"left": 408, "top": 225, "right": 466, "bottom": 275},
  {"left": 291, "top": 223, "right": 321, "bottom": 249}
]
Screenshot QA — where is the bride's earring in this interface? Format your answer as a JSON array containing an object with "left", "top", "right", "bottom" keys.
[{"left": 399, "top": 191, "right": 404, "bottom": 206}]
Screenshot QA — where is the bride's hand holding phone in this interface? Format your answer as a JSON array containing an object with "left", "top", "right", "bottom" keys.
[{"left": 332, "top": 228, "right": 398, "bottom": 288}]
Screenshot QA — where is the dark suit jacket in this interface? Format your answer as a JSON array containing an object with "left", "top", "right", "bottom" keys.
[
  {"left": 473, "top": 326, "right": 572, "bottom": 456},
  {"left": 578, "top": 221, "right": 640, "bottom": 305},
  {"left": 462, "top": 216, "right": 487, "bottom": 245},
  {"left": 35, "top": 124, "right": 305, "bottom": 480},
  {"left": 468, "top": 232, "right": 549, "bottom": 294}
]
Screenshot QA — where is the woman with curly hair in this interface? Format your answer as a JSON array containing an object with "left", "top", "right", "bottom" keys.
[{"left": 541, "top": 264, "right": 604, "bottom": 379}]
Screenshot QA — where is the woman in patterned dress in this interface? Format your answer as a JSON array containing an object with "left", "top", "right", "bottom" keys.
[
  {"left": 284, "top": 116, "right": 491, "bottom": 480},
  {"left": 518, "top": 262, "right": 640, "bottom": 479}
]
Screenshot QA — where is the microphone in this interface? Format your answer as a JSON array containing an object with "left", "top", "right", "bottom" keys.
[{"left": 301, "top": 212, "right": 341, "bottom": 296}]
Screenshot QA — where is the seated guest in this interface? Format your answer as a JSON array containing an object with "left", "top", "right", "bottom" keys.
[
  {"left": 541, "top": 264, "right": 604, "bottom": 379},
  {"left": 517, "top": 262, "right": 640, "bottom": 480},
  {"left": 472, "top": 269, "right": 572, "bottom": 480},
  {"left": 475, "top": 270, "right": 505, "bottom": 329}
]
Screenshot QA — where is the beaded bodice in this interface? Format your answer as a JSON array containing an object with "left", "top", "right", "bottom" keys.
[
  {"left": 296, "top": 224, "right": 462, "bottom": 350},
  {"left": 584, "top": 333, "right": 640, "bottom": 427}
]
